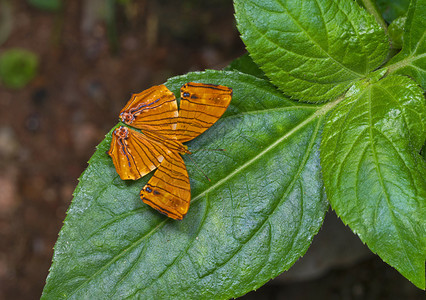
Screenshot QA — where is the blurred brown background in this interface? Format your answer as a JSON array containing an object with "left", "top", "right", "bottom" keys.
[{"left": 0, "top": 1, "right": 423, "bottom": 299}]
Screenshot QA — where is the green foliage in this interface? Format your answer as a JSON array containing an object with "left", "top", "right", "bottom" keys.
[
  {"left": 321, "top": 74, "right": 426, "bottom": 289},
  {"left": 43, "top": 0, "right": 425, "bottom": 297},
  {"left": 0, "top": 48, "right": 38, "bottom": 89},
  {"left": 386, "top": 0, "right": 426, "bottom": 89},
  {"left": 42, "top": 71, "right": 327, "bottom": 298},
  {"left": 234, "top": 0, "right": 389, "bottom": 102},
  {"left": 27, "top": 0, "right": 62, "bottom": 11},
  {"left": 224, "top": 53, "right": 267, "bottom": 80}
]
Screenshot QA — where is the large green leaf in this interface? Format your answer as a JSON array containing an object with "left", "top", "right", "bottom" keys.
[
  {"left": 387, "top": 0, "right": 426, "bottom": 89},
  {"left": 234, "top": 0, "right": 389, "bottom": 102},
  {"left": 42, "top": 70, "right": 328, "bottom": 299},
  {"left": 321, "top": 74, "right": 426, "bottom": 289}
]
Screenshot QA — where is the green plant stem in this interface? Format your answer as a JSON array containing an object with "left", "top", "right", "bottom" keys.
[
  {"left": 361, "top": 0, "right": 388, "bottom": 33},
  {"left": 386, "top": 53, "right": 426, "bottom": 74}
]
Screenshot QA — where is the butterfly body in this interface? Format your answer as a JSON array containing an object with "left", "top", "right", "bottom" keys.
[{"left": 108, "top": 82, "right": 232, "bottom": 220}]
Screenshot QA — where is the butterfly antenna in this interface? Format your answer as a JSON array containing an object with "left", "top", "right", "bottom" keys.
[{"left": 187, "top": 155, "right": 211, "bottom": 182}]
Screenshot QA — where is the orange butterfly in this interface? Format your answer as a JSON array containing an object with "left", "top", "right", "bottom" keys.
[{"left": 108, "top": 83, "right": 232, "bottom": 220}]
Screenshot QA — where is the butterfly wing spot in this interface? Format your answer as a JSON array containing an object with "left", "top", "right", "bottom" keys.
[{"left": 143, "top": 185, "right": 160, "bottom": 195}]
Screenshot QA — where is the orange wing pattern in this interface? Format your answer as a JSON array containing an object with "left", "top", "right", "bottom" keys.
[
  {"left": 120, "top": 84, "right": 178, "bottom": 139},
  {"left": 176, "top": 82, "right": 233, "bottom": 142},
  {"left": 140, "top": 152, "right": 190, "bottom": 220},
  {"left": 108, "top": 82, "right": 232, "bottom": 220}
]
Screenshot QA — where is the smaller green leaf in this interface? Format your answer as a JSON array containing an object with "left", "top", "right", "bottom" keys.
[
  {"left": 0, "top": 48, "right": 38, "bottom": 89},
  {"left": 234, "top": 0, "right": 389, "bottom": 102},
  {"left": 387, "top": 0, "right": 426, "bottom": 89},
  {"left": 388, "top": 15, "right": 407, "bottom": 49},
  {"left": 224, "top": 53, "right": 267, "bottom": 80},
  {"left": 321, "top": 74, "right": 426, "bottom": 289}
]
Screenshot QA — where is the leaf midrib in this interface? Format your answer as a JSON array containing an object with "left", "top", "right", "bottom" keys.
[{"left": 387, "top": 52, "right": 426, "bottom": 73}]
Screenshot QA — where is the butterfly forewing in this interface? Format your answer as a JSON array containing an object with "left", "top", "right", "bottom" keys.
[
  {"left": 140, "top": 151, "right": 191, "bottom": 220},
  {"left": 176, "top": 82, "right": 232, "bottom": 142},
  {"left": 120, "top": 84, "right": 179, "bottom": 139},
  {"left": 108, "top": 126, "right": 172, "bottom": 180}
]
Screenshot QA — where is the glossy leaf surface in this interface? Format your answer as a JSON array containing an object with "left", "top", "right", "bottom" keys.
[
  {"left": 321, "top": 75, "right": 426, "bottom": 289},
  {"left": 234, "top": 0, "right": 389, "bottom": 102}
]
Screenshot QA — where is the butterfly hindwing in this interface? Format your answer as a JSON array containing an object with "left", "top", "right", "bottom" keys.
[{"left": 140, "top": 151, "right": 190, "bottom": 220}]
